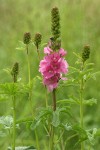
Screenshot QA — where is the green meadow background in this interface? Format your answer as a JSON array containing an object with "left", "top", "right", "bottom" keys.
[{"left": 0, "top": 0, "right": 100, "bottom": 149}]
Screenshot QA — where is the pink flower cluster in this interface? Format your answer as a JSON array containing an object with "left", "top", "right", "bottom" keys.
[{"left": 39, "top": 47, "right": 68, "bottom": 92}]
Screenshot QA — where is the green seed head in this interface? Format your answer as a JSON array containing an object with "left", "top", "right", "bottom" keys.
[
  {"left": 82, "top": 45, "right": 90, "bottom": 62},
  {"left": 51, "top": 7, "right": 60, "bottom": 41},
  {"left": 23, "top": 32, "right": 31, "bottom": 44},
  {"left": 34, "top": 33, "right": 42, "bottom": 49}
]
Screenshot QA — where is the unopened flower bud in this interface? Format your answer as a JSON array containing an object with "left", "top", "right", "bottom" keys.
[
  {"left": 82, "top": 45, "right": 90, "bottom": 62},
  {"left": 34, "top": 33, "right": 42, "bottom": 49},
  {"left": 48, "top": 37, "right": 61, "bottom": 51},
  {"left": 11, "top": 62, "right": 19, "bottom": 82},
  {"left": 51, "top": 7, "right": 60, "bottom": 40},
  {"left": 23, "top": 32, "right": 31, "bottom": 44}
]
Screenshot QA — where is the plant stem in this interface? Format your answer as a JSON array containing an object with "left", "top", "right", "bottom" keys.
[
  {"left": 26, "top": 45, "right": 31, "bottom": 85},
  {"left": 52, "top": 89, "right": 56, "bottom": 111},
  {"left": 50, "top": 125, "right": 54, "bottom": 150},
  {"left": 36, "top": 48, "right": 40, "bottom": 61},
  {"left": 12, "top": 95, "right": 16, "bottom": 150},
  {"left": 80, "top": 62, "right": 84, "bottom": 150},
  {"left": 45, "top": 86, "right": 48, "bottom": 108},
  {"left": 49, "top": 89, "right": 57, "bottom": 150},
  {"left": 26, "top": 44, "right": 40, "bottom": 150},
  {"left": 35, "top": 129, "right": 40, "bottom": 150},
  {"left": 26, "top": 44, "right": 34, "bottom": 117}
]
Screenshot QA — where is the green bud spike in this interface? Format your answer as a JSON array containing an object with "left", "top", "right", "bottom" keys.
[
  {"left": 49, "top": 37, "right": 61, "bottom": 50},
  {"left": 82, "top": 45, "right": 90, "bottom": 62},
  {"left": 34, "top": 33, "right": 42, "bottom": 49},
  {"left": 51, "top": 7, "right": 60, "bottom": 41},
  {"left": 11, "top": 62, "right": 19, "bottom": 83},
  {"left": 23, "top": 32, "right": 31, "bottom": 44}
]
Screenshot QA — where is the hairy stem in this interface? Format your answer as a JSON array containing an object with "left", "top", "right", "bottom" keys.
[
  {"left": 80, "top": 62, "right": 84, "bottom": 150},
  {"left": 36, "top": 48, "right": 40, "bottom": 61},
  {"left": 50, "top": 125, "right": 54, "bottom": 150},
  {"left": 52, "top": 89, "right": 56, "bottom": 111},
  {"left": 12, "top": 73, "right": 17, "bottom": 150},
  {"left": 12, "top": 95, "right": 16, "bottom": 150},
  {"left": 45, "top": 86, "right": 48, "bottom": 108},
  {"left": 26, "top": 44, "right": 40, "bottom": 150},
  {"left": 49, "top": 89, "right": 57, "bottom": 150}
]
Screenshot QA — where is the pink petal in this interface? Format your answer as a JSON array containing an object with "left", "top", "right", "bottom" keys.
[
  {"left": 44, "top": 47, "right": 53, "bottom": 54},
  {"left": 59, "top": 48, "right": 67, "bottom": 57}
]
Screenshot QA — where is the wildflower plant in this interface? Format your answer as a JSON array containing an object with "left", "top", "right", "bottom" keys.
[{"left": 0, "top": 6, "right": 100, "bottom": 150}]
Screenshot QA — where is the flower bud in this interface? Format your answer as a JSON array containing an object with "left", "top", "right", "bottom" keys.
[
  {"left": 51, "top": 7, "right": 60, "bottom": 40},
  {"left": 34, "top": 33, "right": 42, "bottom": 49},
  {"left": 23, "top": 32, "right": 31, "bottom": 44},
  {"left": 11, "top": 62, "right": 19, "bottom": 82},
  {"left": 82, "top": 45, "right": 90, "bottom": 62},
  {"left": 48, "top": 37, "right": 61, "bottom": 50}
]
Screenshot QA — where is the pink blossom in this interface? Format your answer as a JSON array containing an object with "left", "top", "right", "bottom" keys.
[
  {"left": 43, "top": 73, "right": 61, "bottom": 92},
  {"left": 39, "top": 46, "right": 68, "bottom": 92},
  {"left": 44, "top": 47, "right": 53, "bottom": 54},
  {"left": 59, "top": 48, "right": 67, "bottom": 57}
]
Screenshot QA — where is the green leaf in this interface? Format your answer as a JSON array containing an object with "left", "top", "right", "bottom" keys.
[
  {"left": 31, "top": 107, "right": 52, "bottom": 130},
  {"left": 83, "top": 98, "right": 97, "bottom": 106},
  {"left": 86, "top": 128, "right": 97, "bottom": 145},
  {"left": 16, "top": 117, "right": 33, "bottom": 124},
  {"left": 31, "top": 119, "right": 41, "bottom": 130},
  {"left": 0, "top": 116, "right": 13, "bottom": 129},
  {"left": 95, "top": 128, "right": 100, "bottom": 137},
  {"left": 3, "top": 68, "right": 11, "bottom": 76},
  {"left": 0, "top": 83, "right": 19, "bottom": 96},
  {"left": 8, "top": 146, "right": 36, "bottom": 150},
  {"left": 0, "top": 95, "right": 9, "bottom": 102},
  {"left": 72, "top": 124, "right": 87, "bottom": 140},
  {"left": 0, "top": 131, "right": 6, "bottom": 137},
  {"left": 57, "top": 98, "right": 79, "bottom": 105},
  {"left": 62, "top": 123, "right": 72, "bottom": 131},
  {"left": 52, "top": 109, "right": 60, "bottom": 127},
  {"left": 73, "top": 52, "right": 82, "bottom": 60},
  {"left": 16, "top": 41, "right": 26, "bottom": 51},
  {"left": 0, "top": 116, "right": 19, "bottom": 129}
]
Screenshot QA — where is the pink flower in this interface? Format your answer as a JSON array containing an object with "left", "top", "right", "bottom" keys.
[
  {"left": 44, "top": 47, "right": 53, "bottom": 54},
  {"left": 39, "top": 46, "right": 68, "bottom": 92},
  {"left": 43, "top": 73, "right": 61, "bottom": 92},
  {"left": 59, "top": 48, "right": 67, "bottom": 57}
]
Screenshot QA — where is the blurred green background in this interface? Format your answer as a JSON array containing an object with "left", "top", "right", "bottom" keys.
[{"left": 0, "top": 0, "right": 100, "bottom": 149}]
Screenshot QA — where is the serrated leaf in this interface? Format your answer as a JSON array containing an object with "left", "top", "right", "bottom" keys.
[
  {"left": 30, "top": 119, "right": 41, "bottom": 130},
  {"left": 62, "top": 123, "right": 72, "bottom": 131},
  {"left": 0, "top": 116, "right": 13, "bottom": 129},
  {"left": 0, "top": 116, "right": 19, "bottom": 129},
  {"left": 73, "top": 124, "right": 87, "bottom": 138},
  {"left": 86, "top": 128, "right": 97, "bottom": 145},
  {"left": 83, "top": 98, "right": 97, "bottom": 106},
  {"left": 0, "top": 83, "right": 19, "bottom": 96}
]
